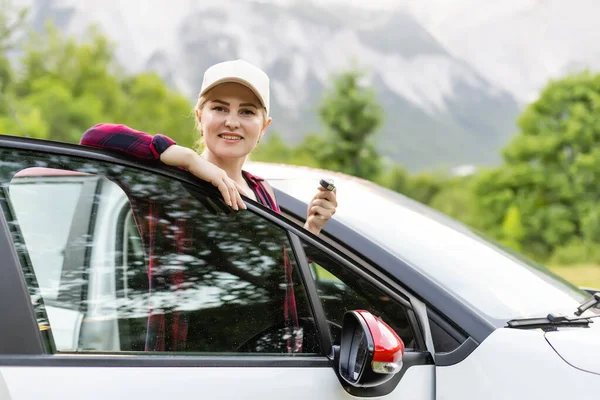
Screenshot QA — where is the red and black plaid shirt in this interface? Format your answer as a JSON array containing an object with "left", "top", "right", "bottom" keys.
[{"left": 80, "top": 124, "right": 300, "bottom": 353}]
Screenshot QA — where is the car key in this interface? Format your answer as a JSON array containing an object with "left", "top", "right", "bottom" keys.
[{"left": 320, "top": 178, "right": 335, "bottom": 192}]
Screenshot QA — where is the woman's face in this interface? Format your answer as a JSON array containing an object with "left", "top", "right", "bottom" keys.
[{"left": 198, "top": 83, "right": 270, "bottom": 160}]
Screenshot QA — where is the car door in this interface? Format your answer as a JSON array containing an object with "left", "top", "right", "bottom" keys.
[{"left": 0, "top": 138, "right": 434, "bottom": 399}]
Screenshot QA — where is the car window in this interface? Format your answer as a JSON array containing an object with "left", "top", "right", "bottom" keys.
[
  {"left": 0, "top": 150, "right": 318, "bottom": 355},
  {"left": 428, "top": 316, "right": 462, "bottom": 353},
  {"left": 300, "top": 240, "right": 417, "bottom": 349}
]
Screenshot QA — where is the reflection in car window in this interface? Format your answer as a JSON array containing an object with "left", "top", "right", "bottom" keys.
[
  {"left": 0, "top": 150, "right": 318, "bottom": 355},
  {"left": 301, "top": 241, "right": 416, "bottom": 349},
  {"left": 8, "top": 180, "right": 83, "bottom": 301}
]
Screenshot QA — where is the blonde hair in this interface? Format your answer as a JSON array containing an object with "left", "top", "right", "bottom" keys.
[{"left": 193, "top": 83, "right": 269, "bottom": 153}]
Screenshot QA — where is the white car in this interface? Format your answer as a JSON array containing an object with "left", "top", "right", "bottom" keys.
[{"left": 0, "top": 135, "right": 598, "bottom": 399}]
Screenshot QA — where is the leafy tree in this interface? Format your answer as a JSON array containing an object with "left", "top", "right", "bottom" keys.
[
  {"left": 405, "top": 172, "right": 449, "bottom": 205},
  {"left": 0, "top": 0, "right": 27, "bottom": 127},
  {"left": 428, "top": 175, "right": 478, "bottom": 226},
  {"left": 475, "top": 70, "right": 600, "bottom": 260},
  {"left": 3, "top": 23, "right": 122, "bottom": 141},
  {"left": 0, "top": 17, "right": 194, "bottom": 144},
  {"left": 375, "top": 164, "right": 411, "bottom": 194},
  {"left": 118, "top": 73, "right": 196, "bottom": 147},
  {"left": 312, "top": 65, "right": 384, "bottom": 180},
  {"left": 250, "top": 132, "right": 320, "bottom": 167},
  {"left": 501, "top": 204, "right": 525, "bottom": 251},
  {"left": 255, "top": 67, "right": 384, "bottom": 180}
]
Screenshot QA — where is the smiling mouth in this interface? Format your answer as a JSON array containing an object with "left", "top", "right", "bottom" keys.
[{"left": 218, "top": 134, "right": 243, "bottom": 141}]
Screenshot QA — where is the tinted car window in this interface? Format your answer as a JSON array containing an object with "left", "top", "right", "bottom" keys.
[
  {"left": 0, "top": 150, "right": 318, "bottom": 355},
  {"left": 301, "top": 240, "right": 416, "bottom": 349},
  {"left": 428, "top": 317, "right": 462, "bottom": 353}
]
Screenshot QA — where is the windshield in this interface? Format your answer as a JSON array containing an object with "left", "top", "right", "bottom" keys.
[{"left": 268, "top": 176, "right": 589, "bottom": 322}]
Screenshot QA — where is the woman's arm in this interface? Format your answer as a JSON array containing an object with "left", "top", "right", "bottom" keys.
[{"left": 80, "top": 123, "right": 246, "bottom": 210}]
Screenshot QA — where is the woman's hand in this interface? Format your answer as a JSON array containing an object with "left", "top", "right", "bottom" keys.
[
  {"left": 189, "top": 157, "right": 248, "bottom": 210},
  {"left": 160, "top": 145, "right": 247, "bottom": 210},
  {"left": 304, "top": 186, "right": 338, "bottom": 235}
]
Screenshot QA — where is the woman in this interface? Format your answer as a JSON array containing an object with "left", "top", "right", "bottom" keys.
[{"left": 81, "top": 59, "right": 337, "bottom": 235}]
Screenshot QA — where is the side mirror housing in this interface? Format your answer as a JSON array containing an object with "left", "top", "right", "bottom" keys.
[{"left": 337, "top": 310, "right": 405, "bottom": 388}]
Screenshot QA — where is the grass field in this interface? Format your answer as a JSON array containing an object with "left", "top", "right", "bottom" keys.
[{"left": 548, "top": 264, "right": 600, "bottom": 289}]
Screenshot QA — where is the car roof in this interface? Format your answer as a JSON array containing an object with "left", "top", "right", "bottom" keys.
[
  {"left": 244, "top": 160, "right": 475, "bottom": 236},
  {"left": 245, "top": 161, "right": 366, "bottom": 183}
]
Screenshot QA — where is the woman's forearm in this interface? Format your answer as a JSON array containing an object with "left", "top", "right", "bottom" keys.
[{"left": 159, "top": 145, "right": 197, "bottom": 169}]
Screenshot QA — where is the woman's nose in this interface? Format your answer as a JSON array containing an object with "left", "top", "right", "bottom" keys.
[{"left": 225, "top": 115, "right": 241, "bottom": 129}]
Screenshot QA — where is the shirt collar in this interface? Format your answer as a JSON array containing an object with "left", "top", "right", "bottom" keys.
[{"left": 242, "top": 170, "right": 264, "bottom": 183}]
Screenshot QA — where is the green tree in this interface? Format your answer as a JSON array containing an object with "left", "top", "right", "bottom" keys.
[
  {"left": 5, "top": 23, "right": 124, "bottom": 141},
  {"left": 405, "top": 172, "right": 449, "bottom": 205},
  {"left": 250, "top": 132, "right": 321, "bottom": 167},
  {"left": 475, "top": 70, "right": 600, "bottom": 261},
  {"left": 1, "top": 19, "right": 194, "bottom": 144},
  {"left": 312, "top": 65, "right": 384, "bottom": 180},
  {"left": 0, "top": 0, "right": 27, "bottom": 127},
  {"left": 118, "top": 73, "right": 196, "bottom": 147},
  {"left": 428, "top": 175, "right": 478, "bottom": 226},
  {"left": 501, "top": 204, "right": 525, "bottom": 251},
  {"left": 376, "top": 164, "right": 411, "bottom": 194}
]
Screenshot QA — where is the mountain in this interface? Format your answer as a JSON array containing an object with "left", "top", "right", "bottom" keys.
[
  {"left": 402, "top": 0, "right": 600, "bottom": 103},
  {"left": 13, "top": 0, "right": 521, "bottom": 171}
]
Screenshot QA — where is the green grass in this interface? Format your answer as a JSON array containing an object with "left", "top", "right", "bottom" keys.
[{"left": 548, "top": 264, "right": 600, "bottom": 289}]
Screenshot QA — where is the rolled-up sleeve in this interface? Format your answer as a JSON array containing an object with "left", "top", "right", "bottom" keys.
[{"left": 80, "top": 123, "right": 176, "bottom": 160}]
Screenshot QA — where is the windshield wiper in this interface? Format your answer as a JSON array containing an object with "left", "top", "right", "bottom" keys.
[
  {"left": 508, "top": 293, "right": 600, "bottom": 329},
  {"left": 575, "top": 293, "right": 600, "bottom": 316},
  {"left": 507, "top": 313, "right": 595, "bottom": 329}
]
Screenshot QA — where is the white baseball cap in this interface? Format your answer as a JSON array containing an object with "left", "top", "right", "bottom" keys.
[{"left": 199, "top": 59, "right": 270, "bottom": 115}]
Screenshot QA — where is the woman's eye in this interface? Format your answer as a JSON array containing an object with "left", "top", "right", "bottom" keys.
[
  {"left": 241, "top": 109, "right": 256, "bottom": 116},
  {"left": 213, "top": 106, "right": 226, "bottom": 112}
]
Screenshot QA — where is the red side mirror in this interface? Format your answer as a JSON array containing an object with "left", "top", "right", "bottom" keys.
[
  {"left": 358, "top": 310, "right": 405, "bottom": 374},
  {"left": 338, "top": 310, "right": 405, "bottom": 388}
]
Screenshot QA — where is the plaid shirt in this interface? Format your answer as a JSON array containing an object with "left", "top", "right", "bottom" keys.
[{"left": 80, "top": 124, "right": 299, "bottom": 353}]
